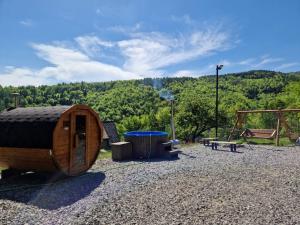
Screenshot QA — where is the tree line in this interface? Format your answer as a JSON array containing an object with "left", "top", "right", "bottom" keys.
[{"left": 1, "top": 70, "right": 300, "bottom": 142}]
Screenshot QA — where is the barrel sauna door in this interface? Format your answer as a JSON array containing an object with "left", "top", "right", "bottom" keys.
[{"left": 70, "top": 111, "right": 89, "bottom": 173}]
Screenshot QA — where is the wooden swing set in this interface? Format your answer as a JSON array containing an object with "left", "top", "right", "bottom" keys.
[{"left": 228, "top": 109, "right": 300, "bottom": 146}]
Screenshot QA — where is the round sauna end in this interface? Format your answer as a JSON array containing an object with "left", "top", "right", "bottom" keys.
[{"left": 52, "top": 105, "right": 103, "bottom": 176}]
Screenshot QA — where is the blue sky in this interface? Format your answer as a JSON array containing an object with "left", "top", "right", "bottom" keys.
[{"left": 0, "top": 0, "right": 299, "bottom": 86}]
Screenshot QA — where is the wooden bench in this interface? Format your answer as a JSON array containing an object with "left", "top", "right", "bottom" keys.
[
  {"left": 210, "top": 141, "right": 237, "bottom": 152},
  {"left": 201, "top": 138, "right": 218, "bottom": 146},
  {"left": 241, "top": 129, "right": 276, "bottom": 139}
]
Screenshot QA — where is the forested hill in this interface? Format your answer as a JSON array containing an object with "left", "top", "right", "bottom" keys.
[{"left": 1, "top": 70, "right": 300, "bottom": 141}]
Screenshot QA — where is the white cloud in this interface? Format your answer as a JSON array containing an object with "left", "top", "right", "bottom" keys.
[
  {"left": 33, "top": 43, "right": 140, "bottom": 82},
  {"left": 212, "top": 56, "right": 298, "bottom": 72},
  {"left": 72, "top": 27, "right": 231, "bottom": 76},
  {"left": 275, "top": 62, "right": 299, "bottom": 71},
  {"left": 0, "top": 25, "right": 233, "bottom": 86},
  {"left": 32, "top": 43, "right": 90, "bottom": 64},
  {"left": 172, "top": 70, "right": 200, "bottom": 77},
  {"left": 207, "top": 57, "right": 286, "bottom": 71},
  {"left": 75, "top": 36, "right": 114, "bottom": 56},
  {"left": 0, "top": 67, "right": 46, "bottom": 86},
  {"left": 0, "top": 44, "right": 140, "bottom": 86},
  {"left": 252, "top": 56, "right": 283, "bottom": 68},
  {"left": 118, "top": 29, "right": 231, "bottom": 74},
  {"left": 20, "top": 19, "right": 33, "bottom": 27}
]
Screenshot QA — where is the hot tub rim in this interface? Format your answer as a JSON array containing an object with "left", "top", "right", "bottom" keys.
[{"left": 124, "top": 131, "right": 168, "bottom": 137}]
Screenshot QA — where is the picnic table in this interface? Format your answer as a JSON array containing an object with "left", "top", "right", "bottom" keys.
[
  {"left": 201, "top": 138, "right": 218, "bottom": 146},
  {"left": 210, "top": 141, "right": 237, "bottom": 152}
]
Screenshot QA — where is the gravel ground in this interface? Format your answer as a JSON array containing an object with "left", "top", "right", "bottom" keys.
[{"left": 1, "top": 144, "right": 300, "bottom": 225}]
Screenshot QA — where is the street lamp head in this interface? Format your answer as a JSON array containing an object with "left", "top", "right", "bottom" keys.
[{"left": 216, "top": 64, "right": 223, "bottom": 70}]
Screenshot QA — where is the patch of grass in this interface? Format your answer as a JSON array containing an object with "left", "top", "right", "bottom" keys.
[
  {"left": 235, "top": 139, "right": 245, "bottom": 145},
  {"left": 236, "top": 137, "right": 294, "bottom": 146},
  {"left": 279, "top": 137, "right": 295, "bottom": 146},
  {"left": 0, "top": 166, "right": 8, "bottom": 172},
  {"left": 98, "top": 149, "right": 112, "bottom": 160}
]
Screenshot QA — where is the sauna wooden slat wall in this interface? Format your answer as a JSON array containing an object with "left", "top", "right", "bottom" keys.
[
  {"left": 88, "top": 113, "right": 102, "bottom": 165},
  {"left": 53, "top": 113, "right": 71, "bottom": 174},
  {"left": 0, "top": 147, "right": 57, "bottom": 171}
]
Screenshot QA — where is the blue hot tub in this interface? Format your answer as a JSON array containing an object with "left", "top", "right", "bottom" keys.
[{"left": 124, "top": 131, "right": 168, "bottom": 159}]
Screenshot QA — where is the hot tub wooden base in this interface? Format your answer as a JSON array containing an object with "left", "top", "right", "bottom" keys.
[{"left": 124, "top": 131, "right": 169, "bottom": 159}]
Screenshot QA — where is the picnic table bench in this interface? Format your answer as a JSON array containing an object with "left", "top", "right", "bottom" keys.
[
  {"left": 201, "top": 137, "right": 218, "bottom": 146},
  {"left": 210, "top": 141, "right": 237, "bottom": 152}
]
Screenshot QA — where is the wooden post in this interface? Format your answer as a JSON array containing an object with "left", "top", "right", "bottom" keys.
[
  {"left": 276, "top": 112, "right": 281, "bottom": 146},
  {"left": 280, "top": 114, "right": 294, "bottom": 140},
  {"left": 228, "top": 116, "right": 239, "bottom": 141},
  {"left": 228, "top": 112, "right": 246, "bottom": 141}
]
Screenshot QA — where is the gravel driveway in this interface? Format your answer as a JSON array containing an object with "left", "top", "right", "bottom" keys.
[{"left": 1, "top": 144, "right": 300, "bottom": 225}]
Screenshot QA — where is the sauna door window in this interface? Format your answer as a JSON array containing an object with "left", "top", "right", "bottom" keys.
[{"left": 74, "top": 115, "right": 86, "bottom": 167}]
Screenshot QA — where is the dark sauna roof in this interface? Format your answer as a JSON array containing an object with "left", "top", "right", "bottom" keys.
[
  {"left": 0, "top": 106, "right": 72, "bottom": 149},
  {"left": 0, "top": 105, "right": 72, "bottom": 123}
]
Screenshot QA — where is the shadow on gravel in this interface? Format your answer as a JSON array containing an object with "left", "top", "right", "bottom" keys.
[
  {"left": 132, "top": 156, "right": 181, "bottom": 163},
  {"left": 178, "top": 152, "right": 197, "bottom": 158},
  {"left": 0, "top": 171, "right": 105, "bottom": 210},
  {"left": 211, "top": 149, "right": 244, "bottom": 154}
]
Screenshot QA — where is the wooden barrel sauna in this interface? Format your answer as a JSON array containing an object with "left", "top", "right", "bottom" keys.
[{"left": 0, "top": 105, "right": 103, "bottom": 176}]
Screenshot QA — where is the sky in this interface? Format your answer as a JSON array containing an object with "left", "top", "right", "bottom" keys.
[{"left": 0, "top": 0, "right": 299, "bottom": 86}]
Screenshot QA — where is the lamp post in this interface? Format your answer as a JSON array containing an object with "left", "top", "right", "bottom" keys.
[
  {"left": 170, "top": 99, "right": 176, "bottom": 140},
  {"left": 215, "top": 64, "right": 223, "bottom": 138}
]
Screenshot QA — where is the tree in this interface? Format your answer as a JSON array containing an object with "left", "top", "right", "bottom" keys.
[
  {"left": 155, "top": 106, "right": 171, "bottom": 132},
  {"left": 175, "top": 89, "right": 216, "bottom": 142}
]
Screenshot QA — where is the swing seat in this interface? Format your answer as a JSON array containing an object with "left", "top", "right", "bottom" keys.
[{"left": 241, "top": 129, "right": 277, "bottom": 139}]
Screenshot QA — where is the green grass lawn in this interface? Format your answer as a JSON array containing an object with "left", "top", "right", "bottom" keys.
[
  {"left": 0, "top": 166, "right": 8, "bottom": 172},
  {"left": 236, "top": 137, "right": 294, "bottom": 146},
  {"left": 98, "top": 149, "right": 112, "bottom": 160}
]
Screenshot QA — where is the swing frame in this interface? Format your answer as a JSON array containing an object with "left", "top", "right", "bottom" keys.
[{"left": 228, "top": 109, "right": 300, "bottom": 146}]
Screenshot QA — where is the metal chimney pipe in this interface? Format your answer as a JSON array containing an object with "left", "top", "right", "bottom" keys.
[{"left": 11, "top": 93, "right": 20, "bottom": 108}]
